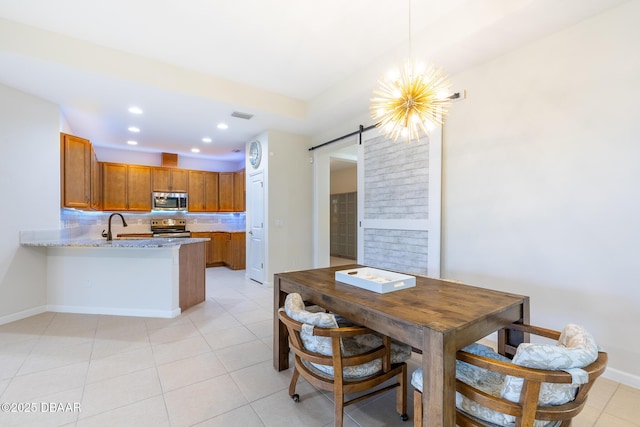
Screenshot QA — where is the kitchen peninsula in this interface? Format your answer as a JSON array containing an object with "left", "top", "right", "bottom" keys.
[{"left": 20, "top": 235, "right": 207, "bottom": 318}]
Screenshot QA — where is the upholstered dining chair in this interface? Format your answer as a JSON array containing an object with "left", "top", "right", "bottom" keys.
[
  {"left": 411, "top": 323, "right": 607, "bottom": 427},
  {"left": 278, "top": 292, "right": 411, "bottom": 427}
]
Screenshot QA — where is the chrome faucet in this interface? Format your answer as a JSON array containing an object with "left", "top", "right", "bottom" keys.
[{"left": 102, "top": 213, "right": 128, "bottom": 241}]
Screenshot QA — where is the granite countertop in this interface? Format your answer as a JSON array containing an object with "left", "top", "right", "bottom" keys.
[{"left": 21, "top": 237, "right": 210, "bottom": 248}]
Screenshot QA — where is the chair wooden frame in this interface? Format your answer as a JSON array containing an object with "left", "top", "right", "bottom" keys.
[
  {"left": 278, "top": 309, "right": 408, "bottom": 427},
  {"left": 413, "top": 323, "right": 608, "bottom": 427}
]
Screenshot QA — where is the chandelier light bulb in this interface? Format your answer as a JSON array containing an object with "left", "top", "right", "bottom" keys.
[{"left": 370, "top": 60, "right": 452, "bottom": 142}]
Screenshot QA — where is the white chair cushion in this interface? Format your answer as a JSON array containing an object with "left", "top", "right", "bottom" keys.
[
  {"left": 412, "top": 325, "right": 597, "bottom": 427},
  {"left": 501, "top": 324, "right": 599, "bottom": 406},
  {"left": 283, "top": 293, "right": 411, "bottom": 380}
]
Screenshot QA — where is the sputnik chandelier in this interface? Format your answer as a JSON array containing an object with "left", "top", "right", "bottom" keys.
[{"left": 370, "top": 1, "right": 452, "bottom": 142}]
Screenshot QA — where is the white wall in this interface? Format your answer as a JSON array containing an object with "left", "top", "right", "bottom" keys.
[
  {"left": 442, "top": 2, "right": 640, "bottom": 385},
  {"left": 0, "top": 84, "right": 60, "bottom": 322}
]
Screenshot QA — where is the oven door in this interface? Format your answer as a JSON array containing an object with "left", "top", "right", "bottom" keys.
[{"left": 152, "top": 192, "right": 187, "bottom": 211}]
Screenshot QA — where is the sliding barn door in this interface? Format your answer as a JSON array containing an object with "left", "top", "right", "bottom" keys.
[{"left": 357, "top": 128, "right": 442, "bottom": 277}]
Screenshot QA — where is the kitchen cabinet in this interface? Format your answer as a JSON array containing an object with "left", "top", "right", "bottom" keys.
[
  {"left": 225, "top": 232, "right": 246, "bottom": 270},
  {"left": 102, "top": 163, "right": 151, "bottom": 211},
  {"left": 191, "top": 231, "right": 244, "bottom": 269},
  {"left": 90, "top": 148, "right": 102, "bottom": 210},
  {"left": 218, "top": 172, "right": 234, "bottom": 211},
  {"left": 61, "top": 133, "right": 99, "bottom": 209},
  {"left": 233, "top": 169, "right": 245, "bottom": 212},
  {"left": 152, "top": 167, "right": 188, "bottom": 192},
  {"left": 191, "top": 231, "right": 228, "bottom": 267},
  {"left": 188, "top": 171, "right": 218, "bottom": 212},
  {"left": 179, "top": 241, "right": 206, "bottom": 311},
  {"left": 212, "top": 233, "right": 227, "bottom": 264}
]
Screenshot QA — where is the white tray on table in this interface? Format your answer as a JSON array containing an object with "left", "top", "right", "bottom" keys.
[{"left": 335, "top": 267, "right": 416, "bottom": 294}]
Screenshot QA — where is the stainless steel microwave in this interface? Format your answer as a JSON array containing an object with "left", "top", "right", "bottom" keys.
[{"left": 152, "top": 192, "right": 188, "bottom": 211}]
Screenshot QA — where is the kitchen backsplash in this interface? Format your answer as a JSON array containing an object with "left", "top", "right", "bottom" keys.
[{"left": 61, "top": 209, "right": 246, "bottom": 238}]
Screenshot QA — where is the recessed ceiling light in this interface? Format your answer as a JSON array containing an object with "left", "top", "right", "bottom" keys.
[
  {"left": 202, "top": 137, "right": 212, "bottom": 143},
  {"left": 128, "top": 126, "right": 140, "bottom": 133},
  {"left": 127, "top": 140, "right": 138, "bottom": 145},
  {"left": 217, "top": 123, "right": 228, "bottom": 130},
  {"left": 191, "top": 148, "right": 200, "bottom": 153},
  {"left": 128, "top": 107, "right": 143, "bottom": 114}
]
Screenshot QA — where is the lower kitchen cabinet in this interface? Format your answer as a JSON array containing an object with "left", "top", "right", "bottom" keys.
[
  {"left": 226, "top": 232, "right": 246, "bottom": 270},
  {"left": 191, "top": 231, "right": 245, "bottom": 269}
]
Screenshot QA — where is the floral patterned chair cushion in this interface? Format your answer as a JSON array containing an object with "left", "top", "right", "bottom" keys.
[
  {"left": 283, "top": 293, "right": 411, "bottom": 380},
  {"left": 501, "top": 323, "right": 599, "bottom": 406},
  {"left": 411, "top": 324, "right": 598, "bottom": 427}
]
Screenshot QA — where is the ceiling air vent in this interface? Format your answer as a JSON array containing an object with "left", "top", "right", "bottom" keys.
[{"left": 231, "top": 111, "right": 254, "bottom": 120}]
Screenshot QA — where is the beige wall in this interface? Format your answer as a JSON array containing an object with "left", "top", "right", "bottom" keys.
[
  {"left": 442, "top": 1, "right": 640, "bottom": 384},
  {"left": 265, "top": 130, "right": 314, "bottom": 284},
  {"left": 330, "top": 167, "right": 357, "bottom": 194},
  {"left": 311, "top": 1, "right": 640, "bottom": 388},
  {"left": 0, "top": 84, "right": 60, "bottom": 322}
]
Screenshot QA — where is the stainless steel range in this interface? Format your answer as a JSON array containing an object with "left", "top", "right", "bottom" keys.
[{"left": 150, "top": 218, "right": 191, "bottom": 238}]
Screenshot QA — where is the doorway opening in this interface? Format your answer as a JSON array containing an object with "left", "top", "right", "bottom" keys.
[{"left": 329, "top": 146, "right": 357, "bottom": 267}]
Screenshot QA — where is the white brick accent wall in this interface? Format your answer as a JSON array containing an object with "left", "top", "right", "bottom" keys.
[
  {"left": 362, "top": 134, "right": 430, "bottom": 275},
  {"left": 364, "top": 135, "right": 429, "bottom": 220}
]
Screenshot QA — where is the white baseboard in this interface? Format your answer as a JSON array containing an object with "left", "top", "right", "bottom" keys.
[
  {"left": 47, "top": 305, "right": 181, "bottom": 319},
  {"left": 604, "top": 367, "right": 640, "bottom": 390},
  {"left": 0, "top": 305, "right": 47, "bottom": 325}
]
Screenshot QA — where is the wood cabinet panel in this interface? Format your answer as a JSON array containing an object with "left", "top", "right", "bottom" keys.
[
  {"left": 90, "top": 149, "right": 102, "bottom": 210},
  {"left": 178, "top": 242, "right": 206, "bottom": 311},
  {"left": 191, "top": 232, "right": 213, "bottom": 266},
  {"left": 204, "top": 172, "right": 219, "bottom": 211},
  {"left": 152, "top": 167, "right": 189, "bottom": 192},
  {"left": 127, "top": 165, "right": 151, "bottom": 210},
  {"left": 192, "top": 231, "right": 244, "bottom": 269},
  {"left": 102, "top": 163, "right": 151, "bottom": 211},
  {"left": 61, "top": 133, "right": 91, "bottom": 209},
  {"left": 152, "top": 168, "right": 170, "bottom": 191},
  {"left": 212, "top": 233, "right": 227, "bottom": 264},
  {"left": 218, "top": 172, "right": 234, "bottom": 211},
  {"left": 188, "top": 171, "right": 218, "bottom": 212},
  {"left": 227, "top": 232, "right": 246, "bottom": 270},
  {"left": 171, "top": 169, "right": 189, "bottom": 192},
  {"left": 233, "top": 169, "right": 245, "bottom": 212},
  {"left": 188, "top": 171, "right": 205, "bottom": 212},
  {"left": 102, "top": 163, "right": 127, "bottom": 211}
]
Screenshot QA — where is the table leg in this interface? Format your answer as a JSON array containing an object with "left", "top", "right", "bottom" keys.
[
  {"left": 273, "top": 276, "right": 289, "bottom": 371},
  {"left": 422, "top": 329, "right": 457, "bottom": 427},
  {"left": 498, "top": 298, "right": 531, "bottom": 356}
]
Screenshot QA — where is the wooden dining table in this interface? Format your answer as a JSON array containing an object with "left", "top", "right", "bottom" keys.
[{"left": 273, "top": 265, "right": 530, "bottom": 427}]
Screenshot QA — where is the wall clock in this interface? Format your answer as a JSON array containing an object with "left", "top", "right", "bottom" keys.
[{"left": 249, "top": 140, "right": 262, "bottom": 169}]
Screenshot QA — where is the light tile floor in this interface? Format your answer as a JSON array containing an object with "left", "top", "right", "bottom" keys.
[{"left": 0, "top": 268, "right": 638, "bottom": 426}]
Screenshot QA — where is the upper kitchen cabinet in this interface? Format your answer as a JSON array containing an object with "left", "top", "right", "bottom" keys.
[
  {"left": 152, "top": 167, "right": 188, "bottom": 192},
  {"left": 90, "top": 148, "right": 102, "bottom": 210},
  {"left": 233, "top": 169, "right": 245, "bottom": 212},
  {"left": 188, "top": 170, "right": 218, "bottom": 212},
  {"left": 103, "top": 163, "right": 152, "bottom": 211},
  {"left": 218, "top": 172, "right": 234, "bottom": 212},
  {"left": 61, "top": 133, "right": 100, "bottom": 210}
]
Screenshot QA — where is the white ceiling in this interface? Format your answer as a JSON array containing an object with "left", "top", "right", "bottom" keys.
[{"left": 0, "top": 0, "right": 628, "bottom": 162}]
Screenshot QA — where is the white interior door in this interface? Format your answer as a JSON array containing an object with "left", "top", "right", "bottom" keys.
[{"left": 248, "top": 171, "right": 265, "bottom": 283}]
